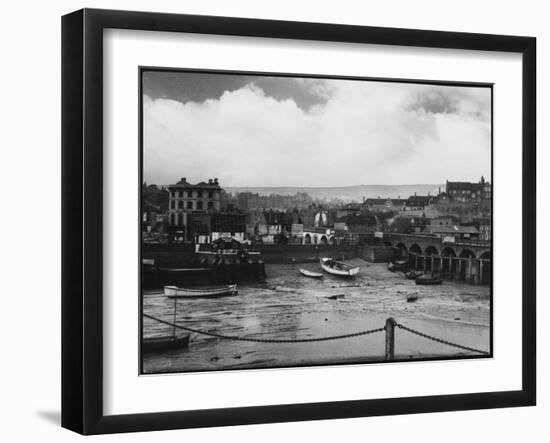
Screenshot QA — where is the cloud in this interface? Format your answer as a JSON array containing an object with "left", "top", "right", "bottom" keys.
[
  {"left": 405, "top": 86, "right": 491, "bottom": 122},
  {"left": 143, "top": 78, "right": 491, "bottom": 187}
]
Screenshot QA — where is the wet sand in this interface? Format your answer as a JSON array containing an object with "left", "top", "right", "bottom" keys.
[{"left": 142, "top": 259, "right": 490, "bottom": 373}]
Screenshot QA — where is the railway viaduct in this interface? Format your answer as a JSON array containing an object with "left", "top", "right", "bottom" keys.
[{"left": 382, "top": 233, "right": 492, "bottom": 285}]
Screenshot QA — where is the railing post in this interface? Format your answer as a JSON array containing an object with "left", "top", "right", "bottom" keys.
[{"left": 385, "top": 317, "right": 396, "bottom": 361}]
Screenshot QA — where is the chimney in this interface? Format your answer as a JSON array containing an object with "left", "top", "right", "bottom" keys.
[
  {"left": 214, "top": 178, "right": 219, "bottom": 185},
  {"left": 208, "top": 179, "right": 213, "bottom": 184},
  {"left": 181, "top": 177, "right": 186, "bottom": 182}
]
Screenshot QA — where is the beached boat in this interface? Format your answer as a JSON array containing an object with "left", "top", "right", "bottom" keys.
[
  {"left": 388, "top": 260, "right": 408, "bottom": 272},
  {"left": 164, "top": 284, "right": 238, "bottom": 298},
  {"left": 142, "top": 334, "right": 190, "bottom": 353},
  {"left": 299, "top": 268, "right": 323, "bottom": 278},
  {"left": 404, "top": 271, "right": 423, "bottom": 280},
  {"left": 320, "top": 258, "right": 359, "bottom": 277},
  {"left": 406, "top": 294, "right": 419, "bottom": 302},
  {"left": 415, "top": 275, "right": 443, "bottom": 285}
]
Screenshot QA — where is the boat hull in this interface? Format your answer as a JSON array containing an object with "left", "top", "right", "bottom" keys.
[
  {"left": 142, "top": 334, "right": 190, "bottom": 352},
  {"left": 164, "top": 284, "right": 238, "bottom": 298},
  {"left": 415, "top": 278, "right": 443, "bottom": 285},
  {"left": 299, "top": 269, "right": 323, "bottom": 278},
  {"left": 320, "top": 258, "right": 359, "bottom": 277},
  {"left": 404, "top": 271, "right": 423, "bottom": 280}
]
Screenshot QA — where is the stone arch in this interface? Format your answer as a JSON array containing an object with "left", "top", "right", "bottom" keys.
[
  {"left": 459, "top": 249, "right": 476, "bottom": 258},
  {"left": 458, "top": 249, "right": 476, "bottom": 281},
  {"left": 425, "top": 245, "right": 439, "bottom": 272},
  {"left": 441, "top": 246, "right": 457, "bottom": 276},
  {"left": 319, "top": 235, "right": 328, "bottom": 246},
  {"left": 479, "top": 250, "right": 492, "bottom": 285},
  {"left": 329, "top": 236, "right": 335, "bottom": 245},
  {"left": 425, "top": 245, "right": 439, "bottom": 256},
  {"left": 304, "top": 233, "right": 311, "bottom": 245},
  {"left": 409, "top": 243, "right": 423, "bottom": 270},
  {"left": 478, "top": 250, "right": 491, "bottom": 259},
  {"left": 396, "top": 242, "right": 408, "bottom": 252},
  {"left": 396, "top": 242, "right": 408, "bottom": 259}
]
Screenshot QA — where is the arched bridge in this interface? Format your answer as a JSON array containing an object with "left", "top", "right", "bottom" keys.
[{"left": 382, "top": 233, "right": 492, "bottom": 285}]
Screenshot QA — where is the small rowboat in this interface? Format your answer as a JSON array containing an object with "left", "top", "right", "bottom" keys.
[
  {"left": 404, "top": 271, "right": 423, "bottom": 280},
  {"left": 415, "top": 275, "right": 443, "bottom": 285},
  {"left": 142, "top": 334, "right": 190, "bottom": 353},
  {"left": 164, "top": 284, "right": 238, "bottom": 298},
  {"left": 299, "top": 268, "right": 323, "bottom": 278},
  {"left": 320, "top": 258, "right": 359, "bottom": 277}
]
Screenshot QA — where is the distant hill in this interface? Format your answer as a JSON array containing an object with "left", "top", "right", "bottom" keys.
[{"left": 224, "top": 184, "right": 444, "bottom": 202}]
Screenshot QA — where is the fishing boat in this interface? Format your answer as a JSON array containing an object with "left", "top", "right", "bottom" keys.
[
  {"left": 164, "top": 284, "right": 238, "bottom": 298},
  {"left": 142, "top": 334, "right": 190, "bottom": 353},
  {"left": 415, "top": 275, "right": 443, "bottom": 285},
  {"left": 388, "top": 260, "right": 408, "bottom": 272},
  {"left": 404, "top": 270, "right": 423, "bottom": 280},
  {"left": 406, "top": 294, "right": 419, "bottom": 302},
  {"left": 299, "top": 268, "right": 323, "bottom": 278},
  {"left": 320, "top": 258, "right": 359, "bottom": 277}
]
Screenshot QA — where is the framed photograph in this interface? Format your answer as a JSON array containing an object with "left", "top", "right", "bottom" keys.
[{"left": 62, "top": 8, "right": 536, "bottom": 434}]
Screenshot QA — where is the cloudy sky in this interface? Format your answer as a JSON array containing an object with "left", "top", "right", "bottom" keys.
[{"left": 142, "top": 70, "right": 491, "bottom": 187}]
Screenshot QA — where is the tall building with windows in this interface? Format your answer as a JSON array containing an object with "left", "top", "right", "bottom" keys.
[
  {"left": 446, "top": 176, "right": 491, "bottom": 203},
  {"left": 167, "top": 177, "right": 222, "bottom": 229}
]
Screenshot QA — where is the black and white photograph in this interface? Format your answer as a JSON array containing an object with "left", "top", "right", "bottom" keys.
[{"left": 140, "top": 69, "right": 493, "bottom": 374}]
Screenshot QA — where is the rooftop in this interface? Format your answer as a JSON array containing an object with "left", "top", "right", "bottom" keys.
[
  {"left": 169, "top": 177, "right": 221, "bottom": 189},
  {"left": 424, "top": 225, "right": 479, "bottom": 235}
]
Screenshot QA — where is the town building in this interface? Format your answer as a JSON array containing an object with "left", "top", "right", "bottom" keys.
[
  {"left": 363, "top": 197, "right": 407, "bottom": 212},
  {"left": 166, "top": 177, "right": 223, "bottom": 242},
  {"left": 429, "top": 215, "right": 459, "bottom": 226},
  {"left": 446, "top": 176, "right": 491, "bottom": 203},
  {"left": 423, "top": 225, "right": 480, "bottom": 241},
  {"left": 167, "top": 177, "right": 222, "bottom": 235},
  {"left": 404, "top": 194, "right": 433, "bottom": 211}
]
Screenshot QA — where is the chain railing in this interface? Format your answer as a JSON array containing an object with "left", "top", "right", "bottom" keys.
[
  {"left": 143, "top": 313, "right": 490, "bottom": 359},
  {"left": 395, "top": 322, "right": 490, "bottom": 355},
  {"left": 143, "top": 313, "right": 385, "bottom": 343}
]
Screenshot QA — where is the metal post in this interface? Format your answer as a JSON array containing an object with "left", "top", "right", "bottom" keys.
[
  {"left": 172, "top": 295, "right": 177, "bottom": 338},
  {"left": 480, "top": 260, "right": 484, "bottom": 285},
  {"left": 385, "top": 317, "right": 396, "bottom": 361}
]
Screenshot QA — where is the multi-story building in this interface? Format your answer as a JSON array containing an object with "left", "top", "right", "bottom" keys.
[
  {"left": 167, "top": 177, "right": 222, "bottom": 241},
  {"left": 446, "top": 176, "right": 491, "bottom": 203},
  {"left": 404, "top": 194, "right": 433, "bottom": 211}
]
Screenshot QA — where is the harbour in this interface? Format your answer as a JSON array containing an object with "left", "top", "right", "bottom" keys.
[{"left": 142, "top": 260, "right": 490, "bottom": 373}]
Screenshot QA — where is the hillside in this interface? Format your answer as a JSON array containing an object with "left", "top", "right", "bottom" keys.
[{"left": 224, "top": 184, "right": 444, "bottom": 202}]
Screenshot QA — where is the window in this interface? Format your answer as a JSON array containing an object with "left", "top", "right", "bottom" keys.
[
  {"left": 197, "top": 190, "right": 202, "bottom": 198},
  {"left": 197, "top": 201, "right": 203, "bottom": 210},
  {"left": 178, "top": 201, "right": 184, "bottom": 209},
  {"left": 170, "top": 200, "right": 174, "bottom": 210},
  {"left": 208, "top": 201, "right": 213, "bottom": 209},
  {"left": 208, "top": 191, "right": 213, "bottom": 199},
  {"left": 187, "top": 201, "right": 193, "bottom": 209}
]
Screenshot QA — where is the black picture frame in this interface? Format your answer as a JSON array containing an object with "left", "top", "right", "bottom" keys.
[{"left": 61, "top": 8, "right": 536, "bottom": 435}]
